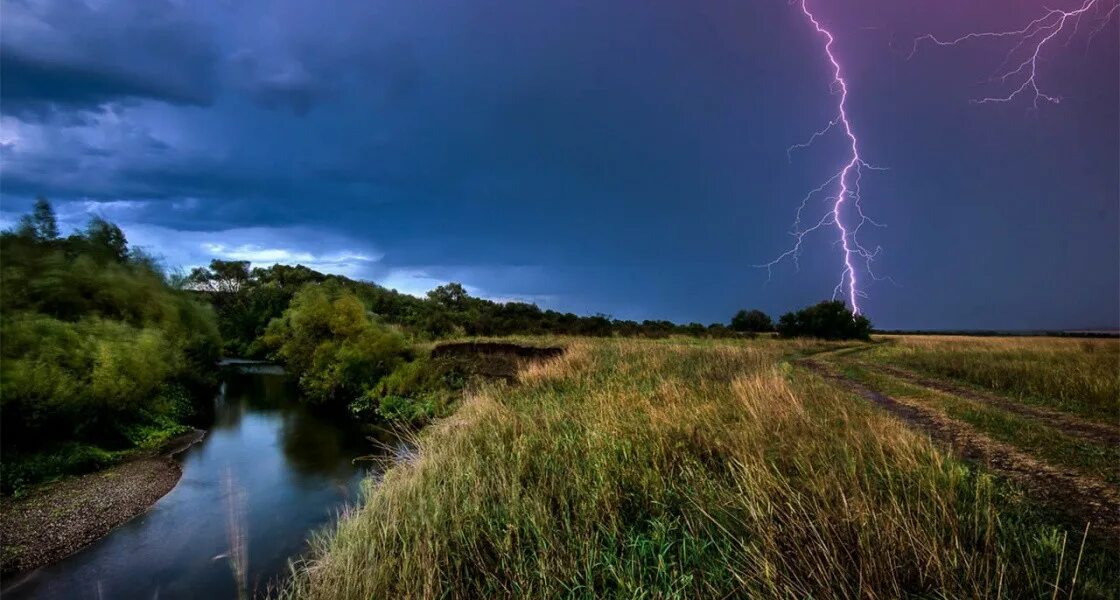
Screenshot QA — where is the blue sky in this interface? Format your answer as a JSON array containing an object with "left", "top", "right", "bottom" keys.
[{"left": 2, "top": 0, "right": 1117, "bottom": 329}]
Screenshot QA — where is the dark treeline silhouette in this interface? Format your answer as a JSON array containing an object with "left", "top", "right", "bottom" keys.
[{"left": 185, "top": 262, "right": 770, "bottom": 357}]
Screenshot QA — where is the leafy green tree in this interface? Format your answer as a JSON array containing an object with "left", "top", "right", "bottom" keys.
[
  {"left": 427, "top": 282, "right": 470, "bottom": 311},
  {"left": 262, "top": 282, "right": 409, "bottom": 404},
  {"left": 730, "top": 309, "right": 773, "bottom": 333},
  {"left": 776, "top": 300, "right": 871, "bottom": 340}
]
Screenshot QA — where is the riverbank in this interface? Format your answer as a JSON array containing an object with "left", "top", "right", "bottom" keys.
[{"left": 0, "top": 429, "right": 205, "bottom": 578}]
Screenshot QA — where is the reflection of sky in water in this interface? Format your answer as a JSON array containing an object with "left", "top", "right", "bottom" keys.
[{"left": 3, "top": 373, "right": 383, "bottom": 600}]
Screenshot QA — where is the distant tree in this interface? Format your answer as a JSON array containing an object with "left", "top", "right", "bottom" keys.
[
  {"left": 639, "top": 319, "right": 674, "bottom": 338},
  {"left": 187, "top": 259, "right": 252, "bottom": 294},
  {"left": 16, "top": 197, "right": 59, "bottom": 241},
  {"left": 612, "top": 319, "right": 640, "bottom": 337},
  {"left": 579, "top": 314, "right": 614, "bottom": 337},
  {"left": 421, "top": 309, "right": 459, "bottom": 338},
  {"left": 730, "top": 309, "right": 773, "bottom": 333},
  {"left": 82, "top": 217, "right": 129, "bottom": 263},
  {"left": 684, "top": 322, "right": 707, "bottom": 337},
  {"left": 776, "top": 300, "right": 871, "bottom": 340},
  {"left": 707, "top": 323, "right": 732, "bottom": 338},
  {"left": 427, "top": 282, "right": 470, "bottom": 311}
]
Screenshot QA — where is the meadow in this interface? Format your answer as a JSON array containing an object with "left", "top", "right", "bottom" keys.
[{"left": 280, "top": 335, "right": 1119, "bottom": 599}]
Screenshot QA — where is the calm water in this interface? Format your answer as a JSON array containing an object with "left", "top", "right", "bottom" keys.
[{"left": 4, "top": 371, "right": 394, "bottom": 599}]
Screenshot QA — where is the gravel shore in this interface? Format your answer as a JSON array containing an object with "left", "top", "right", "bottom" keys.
[{"left": 0, "top": 430, "right": 205, "bottom": 577}]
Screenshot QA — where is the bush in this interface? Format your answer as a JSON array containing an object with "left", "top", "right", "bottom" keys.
[
  {"left": 777, "top": 300, "right": 871, "bottom": 340},
  {"left": 262, "top": 282, "right": 410, "bottom": 405},
  {"left": 348, "top": 355, "right": 469, "bottom": 424},
  {"left": 1, "top": 443, "right": 121, "bottom": 496}
]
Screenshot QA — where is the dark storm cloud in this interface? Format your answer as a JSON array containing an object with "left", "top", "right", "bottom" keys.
[
  {"left": 0, "top": 0, "right": 1116, "bottom": 329},
  {"left": 0, "top": 0, "right": 218, "bottom": 116},
  {"left": 0, "top": 47, "right": 212, "bottom": 115}
]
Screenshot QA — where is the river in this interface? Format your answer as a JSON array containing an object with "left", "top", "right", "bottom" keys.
[{"left": 3, "top": 369, "right": 395, "bottom": 599}]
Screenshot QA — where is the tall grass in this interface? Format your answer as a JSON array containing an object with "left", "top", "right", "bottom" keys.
[
  {"left": 281, "top": 339, "right": 1116, "bottom": 599},
  {"left": 868, "top": 336, "right": 1119, "bottom": 422}
]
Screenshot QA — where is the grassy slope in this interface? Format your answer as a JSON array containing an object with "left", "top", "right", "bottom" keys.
[{"left": 282, "top": 338, "right": 1116, "bottom": 599}]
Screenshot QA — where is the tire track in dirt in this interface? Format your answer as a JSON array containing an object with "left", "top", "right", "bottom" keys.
[
  {"left": 852, "top": 362, "right": 1120, "bottom": 447},
  {"left": 800, "top": 359, "right": 1120, "bottom": 541}
]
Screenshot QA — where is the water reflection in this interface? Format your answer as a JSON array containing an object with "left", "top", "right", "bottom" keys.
[{"left": 3, "top": 371, "right": 385, "bottom": 600}]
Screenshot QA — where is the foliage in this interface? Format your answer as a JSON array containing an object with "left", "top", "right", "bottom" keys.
[
  {"left": 350, "top": 355, "right": 468, "bottom": 424},
  {"left": 184, "top": 260, "right": 301, "bottom": 356},
  {"left": 0, "top": 200, "right": 221, "bottom": 492},
  {"left": 777, "top": 300, "right": 872, "bottom": 340},
  {"left": 15, "top": 197, "right": 59, "bottom": 241},
  {"left": 261, "top": 282, "right": 410, "bottom": 405},
  {"left": 730, "top": 308, "right": 773, "bottom": 332},
  {"left": 1, "top": 443, "right": 120, "bottom": 497}
]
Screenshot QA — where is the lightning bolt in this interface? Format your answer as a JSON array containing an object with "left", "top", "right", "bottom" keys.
[
  {"left": 910, "top": 0, "right": 1120, "bottom": 108},
  {"left": 760, "top": 0, "right": 885, "bottom": 316}
]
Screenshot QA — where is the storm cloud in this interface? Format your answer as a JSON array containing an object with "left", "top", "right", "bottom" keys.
[{"left": 1, "top": 0, "right": 1116, "bottom": 329}]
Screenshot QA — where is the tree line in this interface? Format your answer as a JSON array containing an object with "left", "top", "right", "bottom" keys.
[{"left": 186, "top": 261, "right": 869, "bottom": 356}]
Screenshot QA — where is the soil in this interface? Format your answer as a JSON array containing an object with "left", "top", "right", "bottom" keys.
[
  {"left": 430, "top": 341, "right": 564, "bottom": 360},
  {"left": 801, "top": 359, "right": 1120, "bottom": 541},
  {"left": 0, "top": 429, "right": 205, "bottom": 577},
  {"left": 430, "top": 342, "right": 565, "bottom": 381}
]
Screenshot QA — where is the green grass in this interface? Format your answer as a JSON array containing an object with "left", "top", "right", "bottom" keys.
[
  {"left": 867, "top": 336, "right": 1120, "bottom": 422},
  {"left": 280, "top": 338, "right": 1117, "bottom": 599},
  {"left": 0, "top": 443, "right": 125, "bottom": 497},
  {"left": 838, "top": 362, "right": 1120, "bottom": 486},
  {"left": 0, "top": 389, "right": 193, "bottom": 497}
]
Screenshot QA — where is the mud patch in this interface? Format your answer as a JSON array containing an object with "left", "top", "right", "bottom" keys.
[
  {"left": 430, "top": 342, "right": 564, "bottom": 381},
  {"left": 431, "top": 342, "right": 564, "bottom": 360}
]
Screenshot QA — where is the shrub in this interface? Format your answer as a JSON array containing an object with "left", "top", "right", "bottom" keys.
[
  {"left": 347, "top": 355, "right": 473, "bottom": 424},
  {"left": 262, "top": 282, "right": 410, "bottom": 405}
]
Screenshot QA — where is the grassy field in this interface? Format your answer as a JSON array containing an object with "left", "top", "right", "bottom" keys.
[
  {"left": 861, "top": 336, "right": 1119, "bottom": 422},
  {"left": 280, "top": 336, "right": 1118, "bottom": 599}
]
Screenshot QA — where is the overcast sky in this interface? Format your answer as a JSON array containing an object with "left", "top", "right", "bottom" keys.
[{"left": 2, "top": 0, "right": 1117, "bottom": 329}]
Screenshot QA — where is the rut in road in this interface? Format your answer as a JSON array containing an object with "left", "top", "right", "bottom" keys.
[
  {"left": 800, "top": 359, "right": 1120, "bottom": 543},
  {"left": 846, "top": 361, "right": 1120, "bottom": 447}
]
